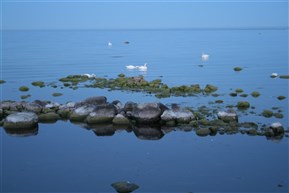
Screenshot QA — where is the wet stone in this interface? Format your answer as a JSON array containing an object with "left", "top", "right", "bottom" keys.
[
  {"left": 111, "top": 181, "right": 139, "bottom": 193},
  {"left": 4, "top": 112, "right": 38, "bottom": 129}
]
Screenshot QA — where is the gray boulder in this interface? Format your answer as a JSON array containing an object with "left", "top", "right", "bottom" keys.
[
  {"left": 86, "top": 104, "right": 117, "bottom": 124},
  {"left": 3, "top": 112, "right": 38, "bottom": 129},
  {"left": 70, "top": 105, "right": 96, "bottom": 122},
  {"left": 22, "top": 102, "right": 42, "bottom": 114},
  {"left": 76, "top": 96, "right": 107, "bottom": 107},
  {"left": 112, "top": 114, "right": 130, "bottom": 125},
  {"left": 129, "top": 103, "right": 164, "bottom": 123},
  {"left": 161, "top": 109, "right": 194, "bottom": 124}
]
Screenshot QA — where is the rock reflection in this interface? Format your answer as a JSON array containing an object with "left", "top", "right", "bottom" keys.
[
  {"left": 4, "top": 126, "right": 38, "bottom": 137},
  {"left": 133, "top": 125, "right": 164, "bottom": 140}
]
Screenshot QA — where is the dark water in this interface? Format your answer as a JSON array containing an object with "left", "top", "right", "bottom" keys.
[{"left": 1, "top": 29, "right": 288, "bottom": 192}]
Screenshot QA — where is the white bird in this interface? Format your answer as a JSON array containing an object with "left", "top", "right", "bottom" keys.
[
  {"left": 271, "top": 73, "right": 278, "bottom": 78},
  {"left": 126, "top": 65, "right": 138, "bottom": 70},
  {"left": 201, "top": 53, "right": 209, "bottom": 61},
  {"left": 108, "top": 42, "right": 112, "bottom": 46},
  {"left": 137, "top": 63, "right": 148, "bottom": 71},
  {"left": 83, "top": 73, "right": 96, "bottom": 78}
]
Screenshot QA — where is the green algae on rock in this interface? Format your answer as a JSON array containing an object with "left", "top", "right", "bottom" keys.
[
  {"left": 235, "top": 88, "right": 244, "bottom": 93},
  {"left": 277, "top": 96, "right": 286, "bottom": 100},
  {"left": 251, "top": 91, "right": 260, "bottom": 98},
  {"left": 279, "top": 75, "right": 289, "bottom": 79},
  {"left": 234, "top": 67, "right": 243, "bottom": 71},
  {"left": 52, "top": 93, "right": 63, "bottom": 97},
  {"left": 0, "top": 80, "right": 6, "bottom": 84},
  {"left": 262, "top": 110, "right": 273, "bottom": 118},
  {"left": 21, "top": 94, "right": 31, "bottom": 99},
  {"left": 19, "top": 86, "right": 29, "bottom": 92},
  {"left": 236, "top": 101, "right": 250, "bottom": 109},
  {"left": 31, "top": 81, "right": 45, "bottom": 87}
]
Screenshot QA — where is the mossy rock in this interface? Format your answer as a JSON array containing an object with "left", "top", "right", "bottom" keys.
[
  {"left": 204, "top": 84, "right": 218, "bottom": 93},
  {"left": 118, "top": 73, "right": 125, "bottom": 78},
  {"left": 0, "top": 80, "right": 6, "bottom": 84},
  {"left": 234, "top": 67, "right": 243, "bottom": 71},
  {"left": 262, "top": 110, "right": 273, "bottom": 118},
  {"left": 52, "top": 93, "right": 63, "bottom": 97},
  {"left": 21, "top": 94, "right": 31, "bottom": 99},
  {"left": 236, "top": 101, "right": 250, "bottom": 109},
  {"left": 251, "top": 91, "right": 260, "bottom": 97},
  {"left": 57, "top": 108, "right": 72, "bottom": 119},
  {"left": 274, "top": 113, "right": 283, "bottom": 119},
  {"left": 230, "top": 92, "right": 238, "bottom": 97},
  {"left": 239, "top": 94, "right": 248, "bottom": 97},
  {"left": 196, "top": 128, "right": 211, "bottom": 136},
  {"left": 279, "top": 75, "right": 289, "bottom": 79},
  {"left": 31, "top": 81, "right": 45, "bottom": 87},
  {"left": 38, "top": 112, "right": 60, "bottom": 123},
  {"left": 19, "top": 86, "right": 29, "bottom": 92},
  {"left": 277, "top": 96, "right": 286, "bottom": 100},
  {"left": 215, "top": 100, "right": 223, "bottom": 104},
  {"left": 247, "top": 129, "right": 257, "bottom": 136},
  {"left": 235, "top": 88, "right": 243, "bottom": 93}
]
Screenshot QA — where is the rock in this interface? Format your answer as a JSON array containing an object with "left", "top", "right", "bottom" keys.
[
  {"left": 70, "top": 105, "right": 95, "bottom": 122},
  {"left": 129, "top": 103, "right": 164, "bottom": 123},
  {"left": 112, "top": 114, "right": 130, "bottom": 125},
  {"left": 76, "top": 96, "right": 107, "bottom": 107},
  {"left": 196, "top": 127, "right": 211, "bottom": 136},
  {"left": 22, "top": 102, "right": 42, "bottom": 114},
  {"left": 266, "top": 122, "right": 285, "bottom": 136},
  {"left": 3, "top": 112, "right": 38, "bottom": 129},
  {"left": 38, "top": 112, "right": 60, "bottom": 123},
  {"left": 123, "top": 101, "right": 137, "bottom": 113},
  {"left": 111, "top": 181, "right": 139, "bottom": 193},
  {"left": 217, "top": 109, "right": 238, "bottom": 122},
  {"left": 161, "top": 108, "right": 194, "bottom": 124},
  {"left": 86, "top": 104, "right": 117, "bottom": 124},
  {"left": 236, "top": 101, "right": 250, "bottom": 109}
]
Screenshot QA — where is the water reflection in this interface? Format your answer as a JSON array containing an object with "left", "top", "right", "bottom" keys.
[
  {"left": 1, "top": 121, "right": 287, "bottom": 142},
  {"left": 3, "top": 126, "right": 38, "bottom": 137}
]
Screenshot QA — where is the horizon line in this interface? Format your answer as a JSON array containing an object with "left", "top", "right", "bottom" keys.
[{"left": 1, "top": 26, "right": 288, "bottom": 31}]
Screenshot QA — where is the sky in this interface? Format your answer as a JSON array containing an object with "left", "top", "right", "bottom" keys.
[{"left": 1, "top": 0, "right": 288, "bottom": 30}]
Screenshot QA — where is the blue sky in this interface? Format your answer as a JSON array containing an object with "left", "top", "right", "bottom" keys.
[{"left": 1, "top": 0, "right": 288, "bottom": 30}]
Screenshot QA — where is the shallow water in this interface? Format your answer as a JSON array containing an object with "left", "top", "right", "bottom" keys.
[{"left": 1, "top": 29, "right": 288, "bottom": 192}]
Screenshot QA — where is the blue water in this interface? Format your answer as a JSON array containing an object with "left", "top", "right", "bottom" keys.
[{"left": 1, "top": 29, "right": 288, "bottom": 192}]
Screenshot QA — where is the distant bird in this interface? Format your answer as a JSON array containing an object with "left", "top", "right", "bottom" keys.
[
  {"left": 126, "top": 65, "right": 138, "bottom": 70},
  {"left": 83, "top": 73, "right": 96, "bottom": 78},
  {"left": 201, "top": 53, "right": 209, "bottom": 61},
  {"left": 271, "top": 73, "right": 278, "bottom": 78},
  {"left": 108, "top": 42, "right": 112, "bottom": 46},
  {"left": 137, "top": 63, "right": 148, "bottom": 71}
]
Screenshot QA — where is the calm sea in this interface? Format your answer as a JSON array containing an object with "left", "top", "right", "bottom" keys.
[{"left": 1, "top": 29, "right": 288, "bottom": 192}]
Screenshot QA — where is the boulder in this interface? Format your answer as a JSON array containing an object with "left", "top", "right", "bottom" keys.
[
  {"left": 76, "top": 96, "right": 107, "bottom": 107},
  {"left": 86, "top": 104, "right": 117, "bottom": 124},
  {"left": 265, "top": 122, "right": 284, "bottom": 137},
  {"left": 111, "top": 181, "right": 139, "bottom": 193},
  {"left": 217, "top": 109, "right": 238, "bottom": 122},
  {"left": 70, "top": 105, "right": 95, "bottom": 122},
  {"left": 196, "top": 127, "right": 211, "bottom": 136},
  {"left": 161, "top": 108, "right": 194, "bottom": 124},
  {"left": 3, "top": 112, "right": 38, "bottom": 129},
  {"left": 129, "top": 103, "right": 164, "bottom": 123},
  {"left": 22, "top": 102, "right": 42, "bottom": 114},
  {"left": 112, "top": 114, "right": 130, "bottom": 125},
  {"left": 38, "top": 112, "right": 60, "bottom": 123}
]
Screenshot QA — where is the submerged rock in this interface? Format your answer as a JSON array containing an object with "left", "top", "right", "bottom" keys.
[
  {"left": 3, "top": 112, "right": 38, "bottom": 129},
  {"left": 217, "top": 109, "right": 238, "bottom": 122},
  {"left": 196, "top": 127, "right": 211, "bottom": 136},
  {"left": 111, "top": 181, "right": 139, "bottom": 193}
]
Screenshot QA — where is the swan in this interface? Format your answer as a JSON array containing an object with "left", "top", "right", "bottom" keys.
[
  {"left": 83, "top": 73, "right": 96, "bottom": 78},
  {"left": 271, "top": 73, "right": 278, "bottom": 78},
  {"left": 201, "top": 53, "right": 209, "bottom": 61},
  {"left": 126, "top": 65, "right": 138, "bottom": 69},
  {"left": 108, "top": 42, "right": 112, "bottom": 46},
  {"left": 137, "top": 63, "right": 148, "bottom": 71}
]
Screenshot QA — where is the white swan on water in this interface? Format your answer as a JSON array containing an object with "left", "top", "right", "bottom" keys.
[
  {"left": 138, "top": 63, "right": 148, "bottom": 71},
  {"left": 126, "top": 63, "right": 148, "bottom": 71},
  {"left": 126, "top": 65, "right": 138, "bottom": 69},
  {"left": 271, "top": 73, "right": 278, "bottom": 78},
  {"left": 201, "top": 53, "right": 209, "bottom": 61}
]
